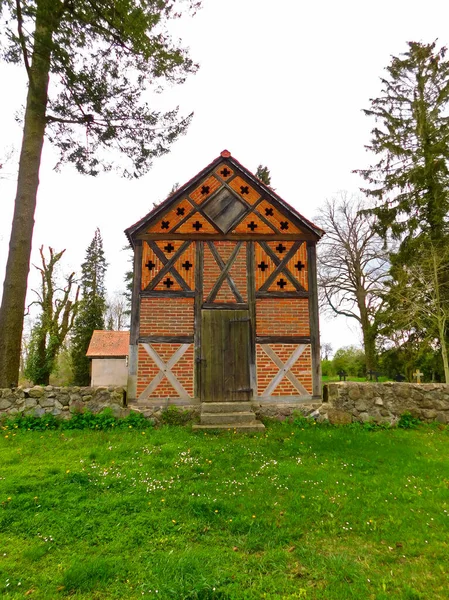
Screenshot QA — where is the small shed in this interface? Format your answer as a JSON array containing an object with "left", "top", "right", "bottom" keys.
[
  {"left": 86, "top": 330, "right": 130, "bottom": 387},
  {"left": 125, "top": 150, "right": 324, "bottom": 413}
]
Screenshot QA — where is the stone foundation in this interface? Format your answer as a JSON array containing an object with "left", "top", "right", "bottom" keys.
[
  {"left": 2, "top": 383, "right": 449, "bottom": 426},
  {"left": 0, "top": 386, "right": 127, "bottom": 419},
  {"left": 322, "top": 382, "right": 449, "bottom": 425}
]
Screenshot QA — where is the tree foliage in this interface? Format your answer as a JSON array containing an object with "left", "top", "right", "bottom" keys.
[
  {"left": 356, "top": 41, "right": 449, "bottom": 250},
  {"left": 24, "top": 246, "right": 79, "bottom": 385},
  {"left": 357, "top": 41, "right": 449, "bottom": 381},
  {"left": 255, "top": 165, "right": 272, "bottom": 186},
  {"left": 316, "top": 193, "right": 389, "bottom": 371},
  {"left": 70, "top": 228, "right": 107, "bottom": 385},
  {"left": 0, "top": 0, "right": 200, "bottom": 387}
]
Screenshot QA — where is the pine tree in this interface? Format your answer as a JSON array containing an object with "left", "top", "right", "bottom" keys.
[
  {"left": 357, "top": 41, "right": 449, "bottom": 379},
  {"left": 255, "top": 165, "right": 272, "bottom": 186},
  {"left": 70, "top": 229, "right": 107, "bottom": 385},
  {"left": 356, "top": 41, "right": 449, "bottom": 251}
]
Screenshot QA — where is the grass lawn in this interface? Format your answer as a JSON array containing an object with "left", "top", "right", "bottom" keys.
[{"left": 1, "top": 422, "right": 448, "bottom": 599}]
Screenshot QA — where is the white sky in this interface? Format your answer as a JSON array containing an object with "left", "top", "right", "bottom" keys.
[{"left": 1, "top": 0, "right": 448, "bottom": 353}]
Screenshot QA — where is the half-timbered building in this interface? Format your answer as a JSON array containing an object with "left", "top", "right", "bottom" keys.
[{"left": 125, "top": 151, "right": 324, "bottom": 427}]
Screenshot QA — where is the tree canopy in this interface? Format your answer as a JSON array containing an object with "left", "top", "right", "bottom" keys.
[{"left": 0, "top": 0, "right": 200, "bottom": 387}]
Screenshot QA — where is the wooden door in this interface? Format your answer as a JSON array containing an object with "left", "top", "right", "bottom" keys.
[{"left": 200, "top": 309, "right": 252, "bottom": 402}]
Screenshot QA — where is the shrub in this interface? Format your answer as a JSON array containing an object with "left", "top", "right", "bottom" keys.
[
  {"left": 398, "top": 411, "right": 421, "bottom": 429},
  {"left": 160, "top": 405, "right": 194, "bottom": 426}
]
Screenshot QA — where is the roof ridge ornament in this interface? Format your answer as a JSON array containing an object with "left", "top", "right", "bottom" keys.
[{"left": 220, "top": 149, "right": 231, "bottom": 157}]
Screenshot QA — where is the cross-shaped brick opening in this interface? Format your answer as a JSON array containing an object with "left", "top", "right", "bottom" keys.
[
  {"left": 279, "top": 221, "right": 289, "bottom": 230},
  {"left": 176, "top": 207, "right": 185, "bottom": 216},
  {"left": 161, "top": 220, "right": 170, "bottom": 230},
  {"left": 192, "top": 220, "right": 203, "bottom": 231},
  {"left": 240, "top": 185, "right": 250, "bottom": 195},
  {"left": 145, "top": 260, "right": 156, "bottom": 271},
  {"left": 201, "top": 185, "right": 210, "bottom": 195},
  {"left": 220, "top": 167, "right": 231, "bottom": 177},
  {"left": 164, "top": 243, "right": 175, "bottom": 253},
  {"left": 276, "top": 243, "right": 286, "bottom": 254},
  {"left": 258, "top": 261, "right": 269, "bottom": 272},
  {"left": 247, "top": 221, "right": 258, "bottom": 231},
  {"left": 265, "top": 207, "right": 274, "bottom": 216},
  {"left": 163, "top": 277, "right": 174, "bottom": 288},
  {"left": 295, "top": 261, "right": 305, "bottom": 271},
  {"left": 182, "top": 260, "right": 193, "bottom": 271},
  {"left": 276, "top": 278, "right": 288, "bottom": 289}
]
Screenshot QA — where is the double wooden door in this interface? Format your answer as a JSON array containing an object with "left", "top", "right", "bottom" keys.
[{"left": 200, "top": 309, "right": 252, "bottom": 402}]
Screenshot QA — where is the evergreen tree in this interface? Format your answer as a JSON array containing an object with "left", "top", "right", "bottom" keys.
[
  {"left": 70, "top": 229, "right": 107, "bottom": 385},
  {"left": 357, "top": 41, "right": 449, "bottom": 379},
  {"left": 255, "top": 165, "right": 272, "bottom": 186},
  {"left": 356, "top": 41, "right": 449, "bottom": 251},
  {"left": 0, "top": 0, "right": 200, "bottom": 387},
  {"left": 24, "top": 246, "right": 79, "bottom": 385}
]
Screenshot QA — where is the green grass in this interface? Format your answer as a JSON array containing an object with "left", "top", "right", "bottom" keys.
[{"left": 1, "top": 422, "right": 448, "bottom": 599}]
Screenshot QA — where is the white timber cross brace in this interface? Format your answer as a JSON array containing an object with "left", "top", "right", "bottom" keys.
[
  {"left": 260, "top": 344, "right": 309, "bottom": 396},
  {"left": 139, "top": 343, "right": 191, "bottom": 400}
]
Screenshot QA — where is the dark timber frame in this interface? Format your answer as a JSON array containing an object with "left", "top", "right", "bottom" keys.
[{"left": 125, "top": 151, "right": 324, "bottom": 404}]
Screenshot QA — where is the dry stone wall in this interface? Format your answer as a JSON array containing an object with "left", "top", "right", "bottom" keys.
[
  {"left": 322, "top": 382, "right": 449, "bottom": 425},
  {"left": 0, "top": 386, "right": 126, "bottom": 418}
]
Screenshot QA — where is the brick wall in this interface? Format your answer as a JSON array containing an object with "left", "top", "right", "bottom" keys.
[
  {"left": 137, "top": 343, "right": 194, "bottom": 398},
  {"left": 139, "top": 297, "right": 194, "bottom": 336},
  {"left": 256, "top": 344, "right": 313, "bottom": 396},
  {"left": 256, "top": 298, "right": 310, "bottom": 336}
]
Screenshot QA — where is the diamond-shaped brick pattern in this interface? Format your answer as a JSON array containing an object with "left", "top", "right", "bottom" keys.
[
  {"left": 228, "top": 176, "right": 261, "bottom": 205},
  {"left": 232, "top": 212, "right": 276, "bottom": 234},
  {"left": 256, "top": 344, "right": 312, "bottom": 395},
  {"left": 174, "top": 213, "right": 219, "bottom": 234},
  {"left": 215, "top": 163, "right": 234, "bottom": 181},
  {"left": 257, "top": 200, "right": 303, "bottom": 233},
  {"left": 146, "top": 198, "right": 194, "bottom": 233},
  {"left": 190, "top": 175, "right": 221, "bottom": 204}
]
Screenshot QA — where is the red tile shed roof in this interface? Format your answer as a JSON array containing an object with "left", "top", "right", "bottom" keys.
[{"left": 86, "top": 330, "right": 130, "bottom": 357}]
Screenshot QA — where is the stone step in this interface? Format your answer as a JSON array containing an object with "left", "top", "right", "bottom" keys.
[
  {"left": 201, "top": 402, "right": 252, "bottom": 414},
  {"left": 192, "top": 422, "right": 265, "bottom": 432},
  {"left": 200, "top": 412, "right": 257, "bottom": 425}
]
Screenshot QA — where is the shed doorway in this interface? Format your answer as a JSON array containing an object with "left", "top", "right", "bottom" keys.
[{"left": 200, "top": 309, "right": 252, "bottom": 402}]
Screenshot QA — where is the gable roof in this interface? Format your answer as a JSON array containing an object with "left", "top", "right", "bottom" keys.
[
  {"left": 125, "top": 150, "right": 324, "bottom": 245},
  {"left": 86, "top": 331, "right": 130, "bottom": 357}
]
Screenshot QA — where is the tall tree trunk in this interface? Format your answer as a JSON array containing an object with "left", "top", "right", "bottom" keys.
[
  {"left": 0, "top": 4, "right": 54, "bottom": 387},
  {"left": 358, "top": 298, "right": 376, "bottom": 373}
]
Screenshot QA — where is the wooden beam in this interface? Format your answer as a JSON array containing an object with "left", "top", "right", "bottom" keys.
[
  {"left": 255, "top": 290, "right": 310, "bottom": 299},
  {"left": 138, "top": 336, "right": 193, "bottom": 344},
  {"left": 140, "top": 290, "right": 196, "bottom": 298},
  {"left": 247, "top": 241, "right": 257, "bottom": 398},
  {"left": 194, "top": 241, "right": 203, "bottom": 400},
  {"left": 202, "top": 302, "right": 249, "bottom": 310},
  {"left": 130, "top": 241, "right": 142, "bottom": 346},
  {"left": 256, "top": 336, "right": 311, "bottom": 344},
  {"left": 147, "top": 240, "right": 191, "bottom": 290},
  {"left": 127, "top": 241, "right": 142, "bottom": 401},
  {"left": 307, "top": 241, "right": 322, "bottom": 399}
]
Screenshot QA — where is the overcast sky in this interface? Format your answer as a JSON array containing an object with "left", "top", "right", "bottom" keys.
[{"left": 1, "top": 0, "right": 449, "bottom": 352}]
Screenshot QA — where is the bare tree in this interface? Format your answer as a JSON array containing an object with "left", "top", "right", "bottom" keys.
[
  {"left": 24, "top": 246, "right": 80, "bottom": 385},
  {"left": 105, "top": 291, "right": 129, "bottom": 331},
  {"left": 316, "top": 193, "right": 390, "bottom": 371},
  {"left": 320, "top": 342, "right": 333, "bottom": 361}
]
